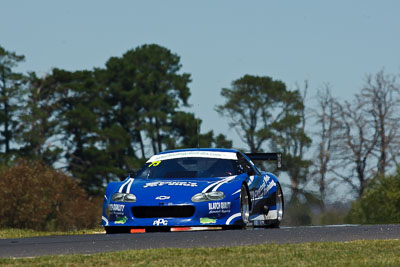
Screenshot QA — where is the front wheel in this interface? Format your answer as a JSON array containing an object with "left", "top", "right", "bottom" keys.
[
  {"left": 104, "top": 226, "right": 130, "bottom": 234},
  {"left": 240, "top": 184, "right": 250, "bottom": 227}
]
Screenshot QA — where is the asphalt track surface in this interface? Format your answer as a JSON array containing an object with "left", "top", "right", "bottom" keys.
[{"left": 1, "top": 224, "right": 400, "bottom": 258}]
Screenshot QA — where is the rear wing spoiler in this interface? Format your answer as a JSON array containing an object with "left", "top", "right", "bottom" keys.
[{"left": 244, "top": 153, "right": 282, "bottom": 169}]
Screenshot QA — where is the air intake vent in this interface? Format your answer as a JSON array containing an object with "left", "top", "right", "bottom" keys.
[{"left": 132, "top": 206, "right": 195, "bottom": 218}]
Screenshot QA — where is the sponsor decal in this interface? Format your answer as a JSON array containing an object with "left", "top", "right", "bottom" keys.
[
  {"left": 109, "top": 204, "right": 125, "bottom": 212},
  {"left": 265, "top": 179, "right": 276, "bottom": 194},
  {"left": 109, "top": 204, "right": 125, "bottom": 216},
  {"left": 153, "top": 218, "right": 168, "bottom": 226},
  {"left": 155, "top": 196, "right": 171, "bottom": 200},
  {"left": 143, "top": 181, "right": 197, "bottom": 188},
  {"left": 148, "top": 160, "right": 161, "bottom": 167},
  {"left": 200, "top": 218, "right": 217, "bottom": 224},
  {"left": 254, "top": 175, "right": 276, "bottom": 199},
  {"left": 147, "top": 151, "right": 237, "bottom": 162},
  {"left": 255, "top": 181, "right": 266, "bottom": 198},
  {"left": 208, "top": 202, "right": 231, "bottom": 214},
  {"left": 115, "top": 216, "right": 127, "bottom": 224}
]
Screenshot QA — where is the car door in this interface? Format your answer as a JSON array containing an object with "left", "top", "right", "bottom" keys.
[{"left": 237, "top": 153, "right": 264, "bottom": 213}]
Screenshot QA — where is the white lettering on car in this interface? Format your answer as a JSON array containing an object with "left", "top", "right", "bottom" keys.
[
  {"left": 208, "top": 202, "right": 231, "bottom": 214},
  {"left": 109, "top": 204, "right": 125, "bottom": 212},
  {"left": 143, "top": 181, "right": 198, "bottom": 188},
  {"left": 153, "top": 219, "right": 168, "bottom": 226}
]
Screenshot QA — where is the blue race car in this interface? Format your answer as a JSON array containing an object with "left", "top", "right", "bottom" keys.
[{"left": 101, "top": 148, "right": 284, "bottom": 233}]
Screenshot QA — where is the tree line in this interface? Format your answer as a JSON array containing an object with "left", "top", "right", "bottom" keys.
[
  {"left": 1, "top": 43, "right": 400, "bottom": 225},
  {"left": 0, "top": 44, "right": 232, "bottom": 195}
]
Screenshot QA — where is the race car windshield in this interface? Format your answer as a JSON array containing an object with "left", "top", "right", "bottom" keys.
[{"left": 135, "top": 157, "right": 242, "bottom": 179}]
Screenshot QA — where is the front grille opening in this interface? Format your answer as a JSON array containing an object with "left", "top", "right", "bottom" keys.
[{"left": 132, "top": 206, "right": 195, "bottom": 218}]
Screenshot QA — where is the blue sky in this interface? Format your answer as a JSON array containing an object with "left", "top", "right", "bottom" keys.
[{"left": 1, "top": 0, "right": 400, "bottom": 150}]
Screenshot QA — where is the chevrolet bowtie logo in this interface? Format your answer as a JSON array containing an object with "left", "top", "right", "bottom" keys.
[{"left": 155, "top": 196, "right": 170, "bottom": 200}]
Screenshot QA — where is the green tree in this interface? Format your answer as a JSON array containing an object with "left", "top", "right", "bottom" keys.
[
  {"left": 270, "top": 82, "right": 312, "bottom": 203},
  {"left": 101, "top": 44, "right": 192, "bottom": 157},
  {"left": 99, "top": 55, "right": 146, "bottom": 161},
  {"left": 18, "top": 72, "right": 62, "bottom": 164},
  {"left": 218, "top": 75, "right": 312, "bottom": 225},
  {"left": 346, "top": 169, "right": 400, "bottom": 224},
  {"left": 0, "top": 45, "right": 25, "bottom": 161},
  {"left": 214, "top": 133, "right": 233, "bottom": 149},
  {"left": 46, "top": 44, "right": 200, "bottom": 194},
  {"left": 217, "top": 75, "right": 311, "bottom": 194},
  {"left": 107, "top": 44, "right": 191, "bottom": 155},
  {"left": 216, "top": 75, "right": 287, "bottom": 153},
  {"left": 133, "top": 44, "right": 191, "bottom": 154},
  {"left": 8, "top": 43, "right": 233, "bottom": 196},
  {"left": 50, "top": 68, "right": 117, "bottom": 194},
  {"left": 164, "top": 111, "right": 232, "bottom": 149}
]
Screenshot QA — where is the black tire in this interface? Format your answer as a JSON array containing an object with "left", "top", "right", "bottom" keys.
[
  {"left": 269, "top": 182, "right": 284, "bottom": 228},
  {"left": 240, "top": 184, "right": 250, "bottom": 227},
  {"left": 104, "top": 226, "right": 129, "bottom": 234},
  {"left": 105, "top": 226, "right": 116, "bottom": 234}
]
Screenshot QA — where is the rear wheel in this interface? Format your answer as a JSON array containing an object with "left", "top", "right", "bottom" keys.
[
  {"left": 269, "top": 182, "right": 284, "bottom": 228},
  {"left": 240, "top": 184, "right": 250, "bottom": 226}
]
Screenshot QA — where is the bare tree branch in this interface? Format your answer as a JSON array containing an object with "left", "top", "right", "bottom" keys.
[{"left": 361, "top": 69, "right": 400, "bottom": 176}]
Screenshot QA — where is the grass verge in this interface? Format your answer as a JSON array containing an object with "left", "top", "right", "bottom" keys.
[
  {"left": 0, "top": 239, "right": 400, "bottom": 266},
  {"left": 0, "top": 228, "right": 105, "bottom": 239}
]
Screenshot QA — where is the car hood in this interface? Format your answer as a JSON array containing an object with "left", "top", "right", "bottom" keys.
[{"left": 113, "top": 175, "right": 245, "bottom": 203}]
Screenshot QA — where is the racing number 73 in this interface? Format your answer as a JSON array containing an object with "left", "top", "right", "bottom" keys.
[{"left": 148, "top": 161, "right": 161, "bottom": 167}]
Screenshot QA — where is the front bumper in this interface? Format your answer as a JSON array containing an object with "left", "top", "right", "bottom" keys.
[{"left": 101, "top": 199, "right": 242, "bottom": 228}]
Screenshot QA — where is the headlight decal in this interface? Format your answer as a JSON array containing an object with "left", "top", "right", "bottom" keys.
[
  {"left": 112, "top": 192, "right": 137, "bottom": 203},
  {"left": 191, "top": 191, "right": 225, "bottom": 202}
]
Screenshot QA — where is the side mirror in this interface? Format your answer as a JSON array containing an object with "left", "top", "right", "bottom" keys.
[
  {"left": 246, "top": 170, "right": 255, "bottom": 176},
  {"left": 127, "top": 169, "right": 136, "bottom": 177},
  {"left": 120, "top": 170, "right": 136, "bottom": 181}
]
